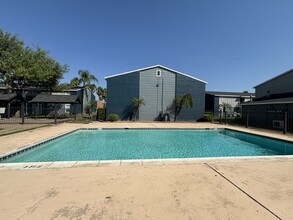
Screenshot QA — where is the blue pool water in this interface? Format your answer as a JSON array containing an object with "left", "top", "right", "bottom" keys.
[{"left": 1, "top": 129, "right": 293, "bottom": 163}]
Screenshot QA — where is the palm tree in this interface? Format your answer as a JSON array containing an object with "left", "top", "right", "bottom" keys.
[
  {"left": 219, "top": 102, "right": 232, "bottom": 124},
  {"left": 84, "top": 100, "right": 97, "bottom": 116},
  {"left": 78, "top": 69, "right": 98, "bottom": 88},
  {"left": 70, "top": 70, "right": 98, "bottom": 114},
  {"left": 88, "top": 84, "right": 97, "bottom": 93},
  {"left": 131, "top": 97, "right": 145, "bottom": 121},
  {"left": 219, "top": 102, "right": 232, "bottom": 112},
  {"left": 173, "top": 93, "right": 194, "bottom": 121},
  {"left": 70, "top": 77, "right": 80, "bottom": 87},
  {"left": 97, "top": 86, "right": 107, "bottom": 101},
  {"left": 70, "top": 70, "right": 98, "bottom": 88}
]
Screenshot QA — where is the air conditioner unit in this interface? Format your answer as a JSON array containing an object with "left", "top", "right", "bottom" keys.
[{"left": 273, "top": 120, "right": 284, "bottom": 129}]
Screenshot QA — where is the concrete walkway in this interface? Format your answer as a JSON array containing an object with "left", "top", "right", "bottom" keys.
[{"left": 0, "top": 122, "right": 292, "bottom": 219}]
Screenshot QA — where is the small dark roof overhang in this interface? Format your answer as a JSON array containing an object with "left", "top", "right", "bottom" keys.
[
  {"left": 0, "top": 93, "right": 17, "bottom": 102},
  {"left": 206, "top": 91, "right": 255, "bottom": 98},
  {"left": 241, "top": 97, "right": 293, "bottom": 106},
  {"left": 30, "top": 94, "right": 81, "bottom": 104}
]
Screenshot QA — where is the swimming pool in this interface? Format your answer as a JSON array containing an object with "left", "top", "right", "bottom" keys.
[{"left": 1, "top": 128, "right": 293, "bottom": 163}]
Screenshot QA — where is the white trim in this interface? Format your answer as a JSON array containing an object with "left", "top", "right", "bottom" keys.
[
  {"left": 156, "top": 70, "right": 161, "bottom": 77},
  {"left": 104, "top": 65, "right": 207, "bottom": 83},
  {"left": 254, "top": 68, "right": 293, "bottom": 88},
  {"left": 211, "top": 94, "right": 255, "bottom": 98}
]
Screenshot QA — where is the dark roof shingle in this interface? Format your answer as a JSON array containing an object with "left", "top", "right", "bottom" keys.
[
  {"left": 0, "top": 93, "right": 17, "bottom": 102},
  {"left": 30, "top": 94, "right": 81, "bottom": 104}
]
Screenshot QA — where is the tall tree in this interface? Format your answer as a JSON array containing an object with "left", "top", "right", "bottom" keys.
[
  {"left": 70, "top": 77, "right": 80, "bottom": 87},
  {"left": 97, "top": 86, "right": 107, "bottom": 101},
  {"left": 69, "top": 69, "right": 98, "bottom": 115},
  {"left": 131, "top": 97, "right": 145, "bottom": 121},
  {"left": 173, "top": 93, "right": 194, "bottom": 121},
  {"left": 53, "top": 83, "right": 71, "bottom": 91},
  {"left": 0, "top": 29, "right": 23, "bottom": 91},
  {"left": 0, "top": 29, "right": 68, "bottom": 91},
  {"left": 88, "top": 84, "right": 97, "bottom": 93},
  {"left": 78, "top": 69, "right": 98, "bottom": 88},
  {"left": 70, "top": 70, "right": 98, "bottom": 91},
  {"left": 84, "top": 100, "right": 97, "bottom": 116},
  {"left": 219, "top": 102, "right": 232, "bottom": 112}
]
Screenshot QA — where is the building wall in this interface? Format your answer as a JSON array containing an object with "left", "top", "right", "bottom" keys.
[
  {"left": 176, "top": 74, "right": 206, "bottom": 121},
  {"left": 242, "top": 104, "right": 293, "bottom": 132},
  {"left": 106, "top": 72, "right": 139, "bottom": 120},
  {"left": 82, "top": 88, "right": 94, "bottom": 113},
  {"left": 213, "top": 97, "right": 219, "bottom": 115},
  {"left": 139, "top": 67, "right": 175, "bottom": 120},
  {"left": 106, "top": 67, "right": 206, "bottom": 121},
  {"left": 255, "top": 70, "right": 293, "bottom": 99},
  {"left": 69, "top": 90, "right": 82, "bottom": 114},
  {"left": 205, "top": 94, "right": 215, "bottom": 112}
]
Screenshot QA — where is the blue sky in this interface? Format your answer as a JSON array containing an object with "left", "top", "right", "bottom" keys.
[{"left": 1, "top": 0, "right": 293, "bottom": 92}]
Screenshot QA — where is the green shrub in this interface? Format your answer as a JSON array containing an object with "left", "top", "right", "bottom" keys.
[
  {"left": 108, "top": 114, "right": 120, "bottom": 122},
  {"left": 203, "top": 112, "right": 214, "bottom": 122},
  {"left": 97, "top": 108, "right": 105, "bottom": 121}
]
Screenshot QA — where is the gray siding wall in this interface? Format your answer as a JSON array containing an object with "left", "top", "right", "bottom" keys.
[
  {"left": 83, "top": 88, "right": 94, "bottom": 113},
  {"left": 176, "top": 74, "right": 206, "bottom": 121},
  {"left": 69, "top": 90, "right": 81, "bottom": 114},
  {"left": 69, "top": 89, "right": 90, "bottom": 114},
  {"left": 256, "top": 70, "right": 293, "bottom": 98},
  {"left": 139, "top": 68, "right": 175, "bottom": 120},
  {"left": 106, "top": 72, "right": 139, "bottom": 120}
]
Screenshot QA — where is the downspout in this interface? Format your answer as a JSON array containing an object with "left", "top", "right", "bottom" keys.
[{"left": 161, "top": 78, "right": 164, "bottom": 113}]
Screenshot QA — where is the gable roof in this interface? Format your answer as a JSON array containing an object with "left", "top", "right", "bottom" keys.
[
  {"left": 206, "top": 91, "right": 255, "bottom": 98},
  {"left": 104, "top": 65, "right": 207, "bottom": 83},
  {"left": 30, "top": 94, "right": 81, "bottom": 104},
  {"left": 0, "top": 93, "right": 17, "bottom": 102},
  {"left": 254, "top": 68, "right": 293, "bottom": 88}
]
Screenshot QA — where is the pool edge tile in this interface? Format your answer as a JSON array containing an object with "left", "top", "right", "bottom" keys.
[
  {"left": 48, "top": 161, "right": 77, "bottom": 168},
  {"left": 162, "top": 158, "right": 185, "bottom": 165},
  {"left": 74, "top": 161, "right": 100, "bottom": 167},
  {"left": 142, "top": 159, "right": 164, "bottom": 165},
  {"left": 98, "top": 160, "right": 121, "bottom": 167},
  {"left": 0, "top": 162, "right": 54, "bottom": 170},
  {"left": 120, "top": 160, "right": 142, "bottom": 166}
]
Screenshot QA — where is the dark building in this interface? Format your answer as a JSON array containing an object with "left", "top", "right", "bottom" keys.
[
  {"left": 0, "top": 85, "right": 95, "bottom": 117},
  {"left": 105, "top": 65, "right": 207, "bottom": 121},
  {"left": 241, "top": 69, "right": 293, "bottom": 132},
  {"left": 51, "top": 87, "right": 96, "bottom": 115},
  {"left": 205, "top": 91, "right": 254, "bottom": 116}
]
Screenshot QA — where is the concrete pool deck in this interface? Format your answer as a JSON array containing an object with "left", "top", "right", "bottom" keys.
[{"left": 0, "top": 122, "right": 293, "bottom": 219}]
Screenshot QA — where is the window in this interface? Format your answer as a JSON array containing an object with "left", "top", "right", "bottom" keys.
[
  {"left": 65, "top": 104, "right": 71, "bottom": 113},
  {"left": 156, "top": 70, "right": 161, "bottom": 77}
]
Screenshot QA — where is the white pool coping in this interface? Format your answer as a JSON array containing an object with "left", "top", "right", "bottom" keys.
[
  {"left": 1, "top": 155, "right": 293, "bottom": 170},
  {"left": 1, "top": 127, "right": 293, "bottom": 170}
]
